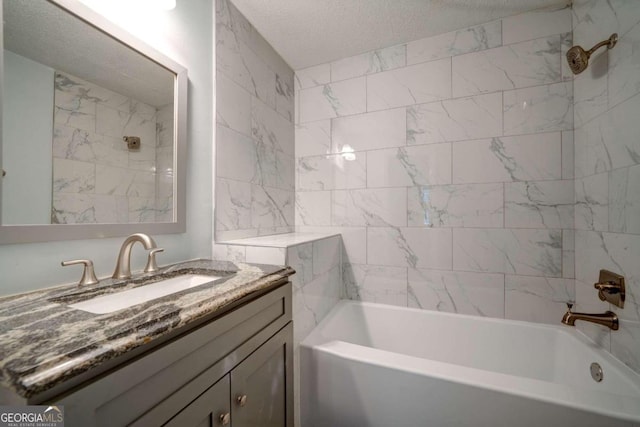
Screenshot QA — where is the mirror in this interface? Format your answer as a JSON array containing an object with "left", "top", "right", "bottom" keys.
[{"left": 0, "top": 0, "right": 187, "bottom": 243}]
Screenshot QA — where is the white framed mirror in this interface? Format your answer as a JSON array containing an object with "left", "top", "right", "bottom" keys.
[{"left": 0, "top": 0, "right": 187, "bottom": 244}]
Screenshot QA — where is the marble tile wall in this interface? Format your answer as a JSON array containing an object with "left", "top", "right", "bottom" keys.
[
  {"left": 52, "top": 71, "right": 172, "bottom": 224},
  {"left": 572, "top": 0, "right": 640, "bottom": 374},
  {"left": 215, "top": 0, "right": 295, "bottom": 241},
  {"left": 295, "top": 7, "right": 575, "bottom": 325}
]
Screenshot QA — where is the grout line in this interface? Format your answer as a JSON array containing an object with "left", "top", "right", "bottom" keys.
[{"left": 503, "top": 182, "right": 506, "bottom": 228}]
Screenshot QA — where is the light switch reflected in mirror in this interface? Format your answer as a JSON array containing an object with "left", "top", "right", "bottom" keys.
[{"left": 0, "top": 0, "right": 187, "bottom": 243}]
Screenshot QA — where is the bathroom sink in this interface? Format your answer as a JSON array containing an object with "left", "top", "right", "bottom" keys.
[{"left": 69, "top": 274, "right": 220, "bottom": 314}]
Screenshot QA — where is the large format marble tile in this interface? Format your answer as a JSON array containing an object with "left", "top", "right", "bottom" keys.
[
  {"left": 407, "top": 183, "right": 503, "bottom": 228},
  {"left": 216, "top": 124, "right": 260, "bottom": 184},
  {"left": 367, "top": 144, "right": 452, "bottom": 188},
  {"left": 212, "top": 244, "right": 247, "bottom": 263},
  {"left": 276, "top": 73, "right": 295, "bottom": 122},
  {"left": 611, "top": 320, "right": 640, "bottom": 373},
  {"left": 295, "top": 191, "right": 331, "bottom": 226},
  {"left": 574, "top": 94, "right": 640, "bottom": 178},
  {"left": 128, "top": 197, "right": 158, "bottom": 223},
  {"left": 156, "top": 104, "right": 174, "bottom": 149},
  {"left": 408, "top": 269, "right": 505, "bottom": 318},
  {"left": 573, "top": 0, "right": 640, "bottom": 60},
  {"left": 275, "top": 151, "right": 295, "bottom": 191},
  {"left": 54, "top": 97, "right": 96, "bottom": 134},
  {"left": 216, "top": 72, "right": 251, "bottom": 136},
  {"left": 407, "top": 20, "right": 501, "bottom": 65},
  {"left": 562, "top": 131, "right": 574, "bottom": 180},
  {"left": 295, "top": 120, "right": 331, "bottom": 158},
  {"left": 575, "top": 230, "right": 640, "bottom": 322},
  {"left": 252, "top": 96, "right": 295, "bottom": 157},
  {"left": 407, "top": 93, "right": 502, "bottom": 145},
  {"left": 609, "top": 164, "right": 640, "bottom": 234},
  {"left": 251, "top": 186, "right": 294, "bottom": 230},
  {"left": 298, "top": 77, "right": 366, "bottom": 122},
  {"left": 453, "top": 35, "right": 563, "bottom": 97},
  {"left": 563, "top": 229, "right": 575, "bottom": 279},
  {"left": 313, "top": 237, "right": 341, "bottom": 277},
  {"left": 332, "top": 108, "right": 406, "bottom": 153},
  {"left": 245, "top": 246, "right": 286, "bottom": 265},
  {"left": 502, "top": 7, "right": 571, "bottom": 45},
  {"left": 293, "top": 264, "right": 342, "bottom": 342},
  {"left": 331, "top": 45, "right": 406, "bottom": 82},
  {"left": 453, "top": 133, "right": 562, "bottom": 184},
  {"left": 366, "top": 59, "right": 451, "bottom": 111},
  {"left": 367, "top": 227, "right": 452, "bottom": 269},
  {"left": 453, "top": 228, "right": 562, "bottom": 277},
  {"left": 574, "top": 172, "right": 609, "bottom": 231},
  {"left": 55, "top": 71, "right": 130, "bottom": 113},
  {"left": 297, "top": 153, "right": 366, "bottom": 190},
  {"left": 560, "top": 33, "right": 574, "bottom": 82},
  {"left": 294, "top": 64, "right": 331, "bottom": 90},
  {"left": 332, "top": 188, "right": 407, "bottom": 227},
  {"left": 95, "top": 104, "right": 156, "bottom": 144},
  {"left": 344, "top": 263, "right": 408, "bottom": 307},
  {"left": 573, "top": 53, "right": 608, "bottom": 129},
  {"left": 52, "top": 158, "right": 95, "bottom": 194},
  {"left": 505, "top": 180, "right": 574, "bottom": 229},
  {"left": 505, "top": 276, "right": 574, "bottom": 324},
  {"left": 53, "top": 125, "right": 127, "bottom": 167},
  {"left": 216, "top": 5, "right": 276, "bottom": 108},
  {"left": 609, "top": 21, "right": 640, "bottom": 110},
  {"left": 297, "top": 225, "right": 368, "bottom": 265},
  {"left": 503, "top": 81, "right": 573, "bottom": 135},
  {"left": 95, "top": 165, "right": 155, "bottom": 198},
  {"left": 215, "top": 178, "right": 252, "bottom": 232},
  {"left": 287, "top": 243, "right": 313, "bottom": 290}
]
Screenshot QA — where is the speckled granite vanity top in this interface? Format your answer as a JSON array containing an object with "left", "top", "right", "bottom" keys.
[{"left": 0, "top": 259, "right": 294, "bottom": 399}]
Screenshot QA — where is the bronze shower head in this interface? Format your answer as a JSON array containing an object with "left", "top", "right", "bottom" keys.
[{"left": 567, "top": 33, "right": 618, "bottom": 75}]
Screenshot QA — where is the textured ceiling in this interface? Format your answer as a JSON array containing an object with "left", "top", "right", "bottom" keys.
[
  {"left": 230, "top": 0, "right": 571, "bottom": 70},
  {"left": 4, "top": 0, "right": 174, "bottom": 107}
]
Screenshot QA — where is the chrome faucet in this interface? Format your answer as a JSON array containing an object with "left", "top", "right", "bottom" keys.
[
  {"left": 561, "top": 304, "right": 619, "bottom": 330},
  {"left": 112, "top": 233, "right": 158, "bottom": 279}
]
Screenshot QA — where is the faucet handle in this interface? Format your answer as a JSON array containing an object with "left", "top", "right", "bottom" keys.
[
  {"left": 594, "top": 269, "right": 625, "bottom": 308},
  {"left": 62, "top": 259, "right": 99, "bottom": 286},
  {"left": 144, "top": 248, "right": 164, "bottom": 273}
]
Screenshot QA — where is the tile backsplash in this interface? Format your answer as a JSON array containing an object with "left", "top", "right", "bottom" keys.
[
  {"left": 294, "top": 6, "right": 575, "bottom": 325},
  {"left": 52, "top": 71, "right": 173, "bottom": 224}
]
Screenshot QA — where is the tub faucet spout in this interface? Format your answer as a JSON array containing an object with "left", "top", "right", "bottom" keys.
[
  {"left": 561, "top": 307, "right": 618, "bottom": 330},
  {"left": 112, "top": 233, "right": 157, "bottom": 280}
]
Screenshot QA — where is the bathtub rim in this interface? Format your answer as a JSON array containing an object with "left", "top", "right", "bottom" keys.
[{"left": 301, "top": 300, "right": 640, "bottom": 423}]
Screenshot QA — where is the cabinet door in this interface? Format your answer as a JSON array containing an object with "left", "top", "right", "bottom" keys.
[
  {"left": 231, "top": 323, "right": 293, "bottom": 427},
  {"left": 164, "top": 374, "right": 231, "bottom": 427}
]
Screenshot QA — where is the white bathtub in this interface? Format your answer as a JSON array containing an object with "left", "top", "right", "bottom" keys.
[{"left": 300, "top": 301, "right": 640, "bottom": 427}]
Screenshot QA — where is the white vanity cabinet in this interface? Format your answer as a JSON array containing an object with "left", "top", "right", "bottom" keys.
[{"left": 44, "top": 282, "right": 293, "bottom": 427}]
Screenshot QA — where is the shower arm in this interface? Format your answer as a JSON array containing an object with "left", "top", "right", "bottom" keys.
[{"left": 586, "top": 34, "right": 618, "bottom": 58}]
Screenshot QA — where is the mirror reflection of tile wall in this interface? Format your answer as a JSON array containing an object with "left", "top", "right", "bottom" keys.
[{"left": 52, "top": 71, "right": 173, "bottom": 224}]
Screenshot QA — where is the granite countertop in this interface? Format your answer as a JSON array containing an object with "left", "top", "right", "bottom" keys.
[{"left": 0, "top": 259, "right": 294, "bottom": 399}]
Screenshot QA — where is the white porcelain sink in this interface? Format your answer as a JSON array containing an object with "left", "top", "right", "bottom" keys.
[{"left": 69, "top": 274, "right": 220, "bottom": 314}]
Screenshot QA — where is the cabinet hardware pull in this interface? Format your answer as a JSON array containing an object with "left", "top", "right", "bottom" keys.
[
  {"left": 236, "top": 394, "right": 247, "bottom": 407},
  {"left": 219, "top": 412, "right": 230, "bottom": 425}
]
